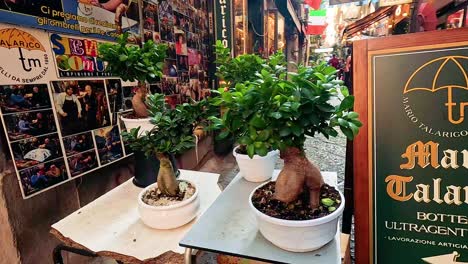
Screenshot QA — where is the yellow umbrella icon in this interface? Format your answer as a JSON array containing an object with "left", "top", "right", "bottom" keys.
[
  {"left": 0, "top": 28, "right": 45, "bottom": 51},
  {"left": 404, "top": 56, "right": 468, "bottom": 125},
  {"left": 0, "top": 28, "right": 46, "bottom": 72}
]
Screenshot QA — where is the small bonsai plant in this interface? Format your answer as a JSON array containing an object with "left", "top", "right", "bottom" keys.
[
  {"left": 98, "top": 33, "right": 167, "bottom": 118},
  {"left": 211, "top": 51, "right": 362, "bottom": 210},
  {"left": 122, "top": 94, "right": 211, "bottom": 195},
  {"left": 214, "top": 40, "right": 265, "bottom": 89},
  {"left": 210, "top": 41, "right": 266, "bottom": 155}
]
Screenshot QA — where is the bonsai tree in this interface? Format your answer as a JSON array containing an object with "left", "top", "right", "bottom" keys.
[
  {"left": 211, "top": 52, "right": 362, "bottom": 209},
  {"left": 122, "top": 94, "right": 212, "bottom": 196},
  {"left": 98, "top": 33, "right": 167, "bottom": 118},
  {"left": 210, "top": 41, "right": 266, "bottom": 153},
  {"left": 214, "top": 40, "right": 265, "bottom": 89}
]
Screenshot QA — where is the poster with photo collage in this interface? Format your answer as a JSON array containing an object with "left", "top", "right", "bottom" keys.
[
  {"left": 0, "top": 24, "right": 130, "bottom": 199},
  {"left": 143, "top": 0, "right": 212, "bottom": 108}
]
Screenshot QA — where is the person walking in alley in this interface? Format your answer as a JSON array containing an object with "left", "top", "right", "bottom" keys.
[{"left": 344, "top": 49, "right": 353, "bottom": 94}]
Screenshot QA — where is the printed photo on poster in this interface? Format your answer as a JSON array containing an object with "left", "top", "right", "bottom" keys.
[
  {"left": 117, "top": 112, "right": 133, "bottom": 154},
  {"left": 94, "top": 126, "right": 123, "bottom": 165},
  {"left": 175, "top": 29, "right": 187, "bottom": 55},
  {"left": 166, "top": 42, "right": 176, "bottom": 59},
  {"left": 158, "top": 0, "right": 174, "bottom": 24},
  {"left": 63, "top": 132, "right": 95, "bottom": 156},
  {"left": 174, "top": 12, "right": 190, "bottom": 32},
  {"left": 160, "top": 23, "right": 174, "bottom": 42},
  {"left": 189, "top": 66, "right": 199, "bottom": 79},
  {"left": 153, "top": 32, "right": 161, "bottom": 43},
  {"left": 159, "top": 77, "right": 178, "bottom": 95},
  {"left": 179, "top": 72, "right": 189, "bottom": 83},
  {"left": 0, "top": 84, "right": 51, "bottom": 113},
  {"left": 3, "top": 110, "right": 57, "bottom": 141},
  {"left": 0, "top": 0, "right": 140, "bottom": 40},
  {"left": 187, "top": 48, "right": 202, "bottom": 66},
  {"left": 67, "top": 149, "right": 98, "bottom": 177},
  {"left": 163, "top": 60, "right": 178, "bottom": 77},
  {"left": 0, "top": 25, "right": 56, "bottom": 85},
  {"left": 189, "top": 79, "right": 201, "bottom": 101},
  {"left": 50, "top": 34, "right": 113, "bottom": 78},
  {"left": 51, "top": 80, "right": 111, "bottom": 136},
  {"left": 143, "top": 1, "right": 159, "bottom": 32},
  {"left": 106, "top": 79, "right": 124, "bottom": 125},
  {"left": 19, "top": 159, "right": 68, "bottom": 196},
  {"left": 12, "top": 134, "right": 62, "bottom": 170},
  {"left": 177, "top": 55, "right": 189, "bottom": 72}
]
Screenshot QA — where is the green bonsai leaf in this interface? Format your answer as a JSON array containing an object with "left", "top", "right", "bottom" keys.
[
  {"left": 338, "top": 96, "right": 355, "bottom": 112},
  {"left": 247, "top": 144, "right": 255, "bottom": 158},
  {"left": 321, "top": 198, "right": 335, "bottom": 207}
]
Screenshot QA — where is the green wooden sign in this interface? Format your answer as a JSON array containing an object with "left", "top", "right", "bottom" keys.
[
  {"left": 214, "top": 0, "right": 233, "bottom": 51},
  {"left": 371, "top": 45, "right": 468, "bottom": 263}
]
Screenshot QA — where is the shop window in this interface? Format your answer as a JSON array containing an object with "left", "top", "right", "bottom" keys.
[{"left": 234, "top": 0, "right": 248, "bottom": 56}]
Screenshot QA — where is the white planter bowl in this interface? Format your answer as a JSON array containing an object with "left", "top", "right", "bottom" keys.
[
  {"left": 137, "top": 181, "right": 200, "bottom": 229},
  {"left": 249, "top": 181, "right": 345, "bottom": 252},
  {"left": 121, "top": 116, "right": 154, "bottom": 136},
  {"left": 233, "top": 146, "right": 279, "bottom": 182}
]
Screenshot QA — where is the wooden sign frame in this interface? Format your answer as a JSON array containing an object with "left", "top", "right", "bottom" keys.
[{"left": 353, "top": 27, "right": 468, "bottom": 264}]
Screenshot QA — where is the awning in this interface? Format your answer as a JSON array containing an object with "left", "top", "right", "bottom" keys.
[
  {"left": 342, "top": 6, "right": 396, "bottom": 39},
  {"left": 274, "top": 0, "right": 305, "bottom": 35}
]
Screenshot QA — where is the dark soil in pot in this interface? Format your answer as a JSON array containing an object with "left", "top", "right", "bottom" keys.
[
  {"left": 252, "top": 182, "right": 342, "bottom": 221},
  {"left": 141, "top": 181, "right": 196, "bottom": 206},
  {"left": 235, "top": 145, "right": 247, "bottom": 155}
]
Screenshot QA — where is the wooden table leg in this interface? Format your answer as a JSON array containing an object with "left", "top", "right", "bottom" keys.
[{"left": 185, "top": 248, "right": 193, "bottom": 264}]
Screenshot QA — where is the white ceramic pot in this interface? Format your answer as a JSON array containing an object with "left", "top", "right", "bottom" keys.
[
  {"left": 249, "top": 181, "right": 345, "bottom": 252},
  {"left": 233, "top": 146, "right": 279, "bottom": 182},
  {"left": 137, "top": 181, "right": 200, "bottom": 229},
  {"left": 121, "top": 116, "right": 154, "bottom": 136}
]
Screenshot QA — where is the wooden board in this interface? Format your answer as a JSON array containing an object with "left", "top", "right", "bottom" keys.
[
  {"left": 51, "top": 170, "right": 221, "bottom": 263},
  {"left": 353, "top": 27, "right": 468, "bottom": 264}
]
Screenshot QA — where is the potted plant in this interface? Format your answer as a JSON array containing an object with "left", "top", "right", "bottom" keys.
[
  {"left": 214, "top": 53, "right": 362, "bottom": 252},
  {"left": 98, "top": 33, "right": 167, "bottom": 135},
  {"left": 211, "top": 41, "right": 265, "bottom": 156},
  {"left": 123, "top": 94, "right": 206, "bottom": 229}
]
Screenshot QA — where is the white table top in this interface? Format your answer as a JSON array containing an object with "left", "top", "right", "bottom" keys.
[
  {"left": 51, "top": 170, "right": 221, "bottom": 262},
  {"left": 180, "top": 170, "right": 341, "bottom": 264}
]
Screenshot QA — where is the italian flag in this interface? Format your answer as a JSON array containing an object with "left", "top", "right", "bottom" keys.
[{"left": 307, "top": 9, "right": 327, "bottom": 35}]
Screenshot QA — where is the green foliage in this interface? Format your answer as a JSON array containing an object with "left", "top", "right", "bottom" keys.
[
  {"left": 98, "top": 33, "right": 167, "bottom": 83},
  {"left": 210, "top": 52, "right": 362, "bottom": 158},
  {"left": 122, "top": 94, "right": 213, "bottom": 157},
  {"left": 214, "top": 40, "right": 265, "bottom": 88}
]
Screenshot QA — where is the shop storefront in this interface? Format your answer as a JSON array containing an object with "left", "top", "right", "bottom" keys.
[{"left": 227, "top": 0, "right": 306, "bottom": 64}]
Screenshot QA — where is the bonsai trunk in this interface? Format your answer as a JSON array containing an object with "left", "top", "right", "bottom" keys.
[
  {"left": 274, "top": 147, "right": 324, "bottom": 209},
  {"left": 156, "top": 153, "right": 179, "bottom": 196},
  {"left": 132, "top": 81, "right": 150, "bottom": 118}
]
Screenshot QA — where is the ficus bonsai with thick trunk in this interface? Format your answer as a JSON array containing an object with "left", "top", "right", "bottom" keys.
[
  {"left": 211, "top": 52, "right": 362, "bottom": 209},
  {"left": 122, "top": 94, "right": 213, "bottom": 196},
  {"left": 98, "top": 33, "right": 167, "bottom": 118}
]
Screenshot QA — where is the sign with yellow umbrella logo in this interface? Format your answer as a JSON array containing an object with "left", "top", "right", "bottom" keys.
[
  {"left": 370, "top": 45, "right": 468, "bottom": 264},
  {"left": 0, "top": 24, "right": 54, "bottom": 84},
  {"left": 404, "top": 56, "right": 468, "bottom": 125}
]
